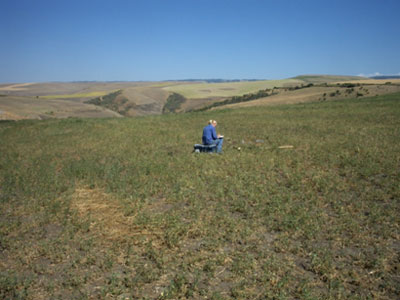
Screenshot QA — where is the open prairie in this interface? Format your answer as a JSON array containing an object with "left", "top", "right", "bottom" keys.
[{"left": 1, "top": 92, "right": 399, "bottom": 299}]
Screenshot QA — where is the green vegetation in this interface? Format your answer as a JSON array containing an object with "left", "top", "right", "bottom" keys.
[
  {"left": 162, "top": 93, "right": 186, "bottom": 113},
  {"left": 1, "top": 93, "right": 399, "bottom": 299}
]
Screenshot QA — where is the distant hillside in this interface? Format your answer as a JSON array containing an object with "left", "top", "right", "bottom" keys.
[
  {"left": 166, "top": 79, "right": 262, "bottom": 83},
  {"left": 1, "top": 75, "right": 393, "bottom": 120},
  {"left": 163, "top": 79, "right": 304, "bottom": 100},
  {"left": 293, "top": 75, "right": 366, "bottom": 83},
  {"left": 0, "top": 82, "right": 170, "bottom": 119},
  {"left": 370, "top": 75, "right": 400, "bottom": 80},
  {"left": 207, "top": 80, "right": 400, "bottom": 111}
]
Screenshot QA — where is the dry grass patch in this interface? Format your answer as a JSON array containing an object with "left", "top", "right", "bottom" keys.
[{"left": 71, "top": 187, "right": 161, "bottom": 242}]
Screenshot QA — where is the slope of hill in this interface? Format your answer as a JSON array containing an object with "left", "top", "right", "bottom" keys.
[
  {"left": 0, "top": 95, "right": 122, "bottom": 120},
  {"left": 1, "top": 93, "right": 399, "bottom": 299},
  {"left": 163, "top": 75, "right": 369, "bottom": 111},
  {"left": 0, "top": 82, "right": 170, "bottom": 119},
  {"left": 162, "top": 79, "right": 305, "bottom": 99},
  {"left": 209, "top": 80, "right": 400, "bottom": 111}
]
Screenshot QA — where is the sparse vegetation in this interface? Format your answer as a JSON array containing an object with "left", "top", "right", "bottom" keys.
[{"left": 1, "top": 92, "right": 399, "bottom": 298}]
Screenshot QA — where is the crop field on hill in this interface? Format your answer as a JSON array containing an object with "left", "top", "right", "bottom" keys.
[
  {"left": 1, "top": 93, "right": 399, "bottom": 299},
  {"left": 40, "top": 90, "right": 119, "bottom": 100},
  {"left": 163, "top": 79, "right": 304, "bottom": 99}
]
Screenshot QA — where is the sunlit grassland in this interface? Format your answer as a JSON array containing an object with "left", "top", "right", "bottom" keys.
[
  {"left": 1, "top": 93, "right": 399, "bottom": 299},
  {"left": 40, "top": 90, "right": 119, "bottom": 99},
  {"left": 163, "top": 79, "right": 303, "bottom": 99}
]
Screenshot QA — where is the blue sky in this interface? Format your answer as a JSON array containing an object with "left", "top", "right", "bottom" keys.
[{"left": 1, "top": 0, "right": 399, "bottom": 82}]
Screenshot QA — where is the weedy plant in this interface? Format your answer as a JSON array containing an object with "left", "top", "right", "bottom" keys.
[{"left": 0, "top": 93, "right": 399, "bottom": 299}]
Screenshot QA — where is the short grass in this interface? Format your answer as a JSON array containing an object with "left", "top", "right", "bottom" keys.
[
  {"left": 1, "top": 93, "right": 399, "bottom": 299},
  {"left": 163, "top": 79, "right": 303, "bottom": 99},
  {"left": 40, "top": 90, "right": 119, "bottom": 99}
]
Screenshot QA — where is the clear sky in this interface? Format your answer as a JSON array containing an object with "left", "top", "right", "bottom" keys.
[{"left": 1, "top": 0, "right": 399, "bottom": 82}]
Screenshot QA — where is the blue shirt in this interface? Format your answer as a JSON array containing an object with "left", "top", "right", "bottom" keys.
[{"left": 202, "top": 124, "right": 217, "bottom": 145}]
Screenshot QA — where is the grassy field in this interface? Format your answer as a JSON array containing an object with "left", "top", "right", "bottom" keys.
[{"left": 1, "top": 93, "right": 399, "bottom": 299}]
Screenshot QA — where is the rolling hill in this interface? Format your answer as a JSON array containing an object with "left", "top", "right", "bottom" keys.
[
  {"left": 2, "top": 75, "right": 399, "bottom": 120},
  {"left": 210, "top": 79, "right": 400, "bottom": 111}
]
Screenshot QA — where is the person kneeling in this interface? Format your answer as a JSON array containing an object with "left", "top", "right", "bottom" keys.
[{"left": 202, "top": 120, "right": 223, "bottom": 153}]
